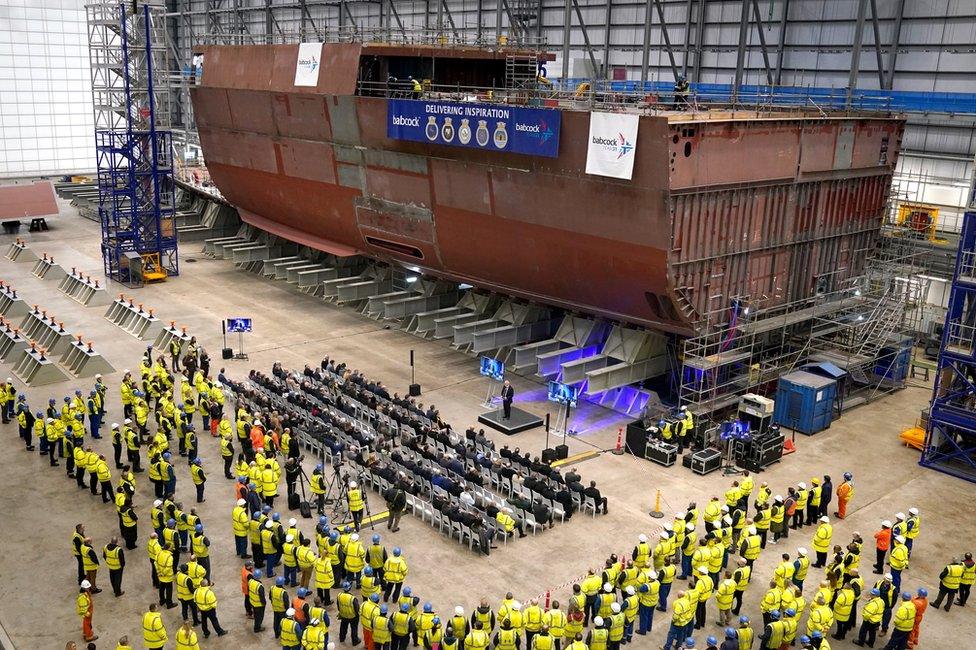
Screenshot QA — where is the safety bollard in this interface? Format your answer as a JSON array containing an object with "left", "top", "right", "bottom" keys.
[
  {"left": 612, "top": 427, "right": 624, "bottom": 455},
  {"left": 649, "top": 489, "right": 664, "bottom": 519}
]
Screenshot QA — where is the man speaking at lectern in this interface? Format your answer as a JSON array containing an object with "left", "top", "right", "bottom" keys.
[{"left": 501, "top": 380, "right": 515, "bottom": 420}]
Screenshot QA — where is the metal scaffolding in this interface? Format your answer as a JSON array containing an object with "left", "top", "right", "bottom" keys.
[
  {"left": 678, "top": 223, "right": 925, "bottom": 417},
  {"left": 88, "top": 0, "right": 179, "bottom": 283},
  {"left": 921, "top": 210, "right": 976, "bottom": 483}
]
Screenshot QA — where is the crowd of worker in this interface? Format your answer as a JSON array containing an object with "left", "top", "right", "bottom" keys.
[{"left": 1, "top": 336, "right": 969, "bottom": 650}]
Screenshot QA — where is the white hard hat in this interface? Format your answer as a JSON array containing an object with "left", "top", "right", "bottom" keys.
[
  {"left": 603, "top": 583, "right": 613, "bottom": 592},
  {"left": 611, "top": 602, "right": 621, "bottom": 613},
  {"left": 237, "top": 499, "right": 246, "bottom": 507},
  {"left": 648, "top": 571, "right": 658, "bottom": 580},
  {"left": 908, "top": 507, "right": 919, "bottom": 515},
  {"left": 798, "top": 482, "right": 806, "bottom": 489},
  {"left": 310, "top": 617, "right": 320, "bottom": 626},
  {"left": 698, "top": 566, "right": 708, "bottom": 575},
  {"left": 723, "top": 515, "right": 732, "bottom": 524},
  {"left": 820, "top": 516, "right": 829, "bottom": 523},
  {"left": 748, "top": 527, "right": 757, "bottom": 535},
  {"left": 775, "top": 495, "right": 783, "bottom": 502},
  {"left": 721, "top": 505, "right": 729, "bottom": 512},
  {"left": 885, "top": 573, "right": 893, "bottom": 580},
  {"left": 455, "top": 606, "right": 464, "bottom": 616},
  {"left": 81, "top": 580, "right": 92, "bottom": 588},
  {"left": 351, "top": 534, "right": 359, "bottom": 542},
  {"left": 265, "top": 521, "right": 273, "bottom": 529},
  {"left": 686, "top": 523, "right": 695, "bottom": 532},
  {"left": 286, "top": 534, "right": 294, "bottom": 542},
  {"left": 797, "top": 548, "right": 807, "bottom": 556},
  {"left": 112, "top": 423, "right": 120, "bottom": 429},
  {"left": 594, "top": 616, "right": 604, "bottom": 626},
  {"left": 638, "top": 534, "right": 648, "bottom": 543},
  {"left": 676, "top": 511, "right": 686, "bottom": 518},
  {"left": 350, "top": 481, "right": 358, "bottom": 489},
  {"left": 896, "top": 535, "right": 906, "bottom": 543},
  {"left": 95, "top": 374, "right": 102, "bottom": 379},
  {"left": 663, "top": 523, "right": 673, "bottom": 532},
  {"left": 124, "top": 418, "right": 132, "bottom": 424},
  {"left": 882, "top": 520, "right": 892, "bottom": 527},
  {"left": 895, "top": 512, "right": 905, "bottom": 520},
  {"left": 286, "top": 607, "right": 296, "bottom": 616},
  {"left": 153, "top": 499, "right": 162, "bottom": 507},
  {"left": 289, "top": 518, "right": 297, "bottom": 526},
  {"left": 625, "top": 586, "right": 635, "bottom": 595},
  {"left": 659, "top": 531, "right": 669, "bottom": 539}
]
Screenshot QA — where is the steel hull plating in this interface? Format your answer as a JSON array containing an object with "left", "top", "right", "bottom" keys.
[{"left": 191, "top": 44, "right": 904, "bottom": 334}]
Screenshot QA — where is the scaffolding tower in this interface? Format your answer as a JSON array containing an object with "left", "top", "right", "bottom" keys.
[
  {"left": 87, "top": 0, "right": 178, "bottom": 284},
  {"left": 921, "top": 211, "right": 976, "bottom": 483},
  {"left": 678, "top": 223, "right": 925, "bottom": 417}
]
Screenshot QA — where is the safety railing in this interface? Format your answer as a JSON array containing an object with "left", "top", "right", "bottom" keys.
[{"left": 196, "top": 27, "right": 547, "bottom": 48}]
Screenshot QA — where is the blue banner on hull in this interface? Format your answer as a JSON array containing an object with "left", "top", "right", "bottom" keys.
[{"left": 387, "top": 99, "right": 560, "bottom": 158}]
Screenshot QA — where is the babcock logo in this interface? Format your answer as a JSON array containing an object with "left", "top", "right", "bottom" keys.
[
  {"left": 592, "top": 132, "right": 634, "bottom": 159},
  {"left": 516, "top": 118, "right": 554, "bottom": 145},
  {"left": 298, "top": 55, "right": 318, "bottom": 71},
  {"left": 392, "top": 115, "right": 421, "bottom": 127}
]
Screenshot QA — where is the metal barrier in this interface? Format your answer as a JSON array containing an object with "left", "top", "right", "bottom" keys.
[
  {"left": 31, "top": 253, "right": 67, "bottom": 282},
  {"left": 11, "top": 343, "right": 69, "bottom": 386},
  {"left": 60, "top": 336, "right": 116, "bottom": 378},
  {"left": 0, "top": 318, "right": 29, "bottom": 361},
  {"left": 19, "top": 307, "right": 73, "bottom": 355},
  {"left": 153, "top": 322, "right": 191, "bottom": 353},
  {"left": 5, "top": 238, "right": 35, "bottom": 263},
  {"left": 104, "top": 295, "right": 163, "bottom": 340},
  {"left": 57, "top": 268, "right": 111, "bottom": 307},
  {"left": 0, "top": 283, "right": 29, "bottom": 320}
]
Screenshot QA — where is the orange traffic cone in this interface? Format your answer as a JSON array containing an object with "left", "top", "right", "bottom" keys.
[{"left": 783, "top": 438, "right": 796, "bottom": 454}]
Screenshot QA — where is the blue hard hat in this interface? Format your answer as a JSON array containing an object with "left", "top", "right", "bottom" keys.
[
  {"left": 272, "top": 512, "right": 280, "bottom": 521},
  {"left": 918, "top": 588, "right": 928, "bottom": 597},
  {"left": 298, "top": 587, "right": 308, "bottom": 597},
  {"left": 403, "top": 587, "right": 412, "bottom": 596},
  {"left": 684, "top": 639, "right": 695, "bottom": 648},
  {"left": 423, "top": 602, "right": 432, "bottom": 613},
  {"left": 276, "top": 576, "right": 285, "bottom": 586},
  {"left": 192, "top": 457, "right": 201, "bottom": 465},
  {"left": 380, "top": 605, "right": 388, "bottom": 615},
  {"left": 249, "top": 483, "right": 259, "bottom": 490},
  {"left": 75, "top": 413, "right": 83, "bottom": 420},
  {"left": 902, "top": 592, "right": 912, "bottom": 600},
  {"left": 370, "top": 593, "right": 380, "bottom": 602},
  {"left": 799, "top": 636, "right": 810, "bottom": 644},
  {"left": 769, "top": 610, "right": 780, "bottom": 620},
  {"left": 725, "top": 628, "right": 736, "bottom": 639},
  {"left": 49, "top": 398, "right": 55, "bottom": 404},
  {"left": 372, "top": 534, "right": 380, "bottom": 543},
  {"left": 364, "top": 567, "right": 373, "bottom": 576},
  {"left": 393, "top": 547, "right": 401, "bottom": 556},
  {"left": 871, "top": 588, "right": 880, "bottom": 596},
  {"left": 314, "top": 463, "right": 323, "bottom": 472},
  {"left": 319, "top": 515, "right": 327, "bottom": 525},
  {"left": 812, "top": 631, "right": 822, "bottom": 639},
  {"left": 432, "top": 617, "right": 440, "bottom": 625},
  {"left": 785, "top": 608, "right": 795, "bottom": 617},
  {"left": 252, "top": 512, "right": 261, "bottom": 520},
  {"left": 401, "top": 603, "right": 410, "bottom": 612},
  {"left": 163, "top": 452, "right": 171, "bottom": 460},
  {"left": 254, "top": 569, "right": 263, "bottom": 579},
  {"left": 238, "top": 476, "right": 246, "bottom": 483},
  {"left": 640, "top": 584, "right": 649, "bottom": 593},
  {"left": 89, "top": 390, "right": 96, "bottom": 396},
  {"left": 194, "top": 524, "right": 203, "bottom": 533},
  {"left": 262, "top": 505, "right": 271, "bottom": 513},
  {"left": 706, "top": 636, "right": 717, "bottom": 645},
  {"left": 344, "top": 525, "right": 353, "bottom": 533},
  {"left": 35, "top": 411, "right": 42, "bottom": 417},
  {"left": 167, "top": 519, "right": 176, "bottom": 526},
  {"left": 844, "top": 472, "right": 852, "bottom": 480},
  {"left": 342, "top": 581, "right": 351, "bottom": 590},
  {"left": 330, "top": 531, "right": 339, "bottom": 541}
]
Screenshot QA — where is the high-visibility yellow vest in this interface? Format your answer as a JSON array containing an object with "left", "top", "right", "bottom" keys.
[
  {"left": 143, "top": 611, "right": 168, "bottom": 647},
  {"left": 247, "top": 578, "right": 265, "bottom": 607},
  {"left": 195, "top": 586, "right": 217, "bottom": 612},
  {"left": 338, "top": 592, "right": 357, "bottom": 620},
  {"left": 76, "top": 592, "right": 91, "bottom": 617},
  {"left": 943, "top": 564, "right": 964, "bottom": 589},
  {"left": 348, "top": 488, "right": 364, "bottom": 511},
  {"left": 373, "top": 615, "right": 392, "bottom": 643},
  {"left": 893, "top": 601, "right": 916, "bottom": 632},
  {"left": 280, "top": 618, "right": 300, "bottom": 646}
]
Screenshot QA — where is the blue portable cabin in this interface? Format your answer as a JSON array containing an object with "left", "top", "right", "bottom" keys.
[{"left": 773, "top": 370, "right": 837, "bottom": 435}]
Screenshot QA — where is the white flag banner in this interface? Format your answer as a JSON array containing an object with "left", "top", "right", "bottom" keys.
[
  {"left": 585, "top": 111, "right": 639, "bottom": 180},
  {"left": 294, "top": 42, "right": 323, "bottom": 87}
]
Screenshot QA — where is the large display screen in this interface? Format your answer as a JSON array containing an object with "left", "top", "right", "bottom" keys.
[
  {"left": 480, "top": 356, "right": 505, "bottom": 381},
  {"left": 548, "top": 381, "right": 578, "bottom": 408}
]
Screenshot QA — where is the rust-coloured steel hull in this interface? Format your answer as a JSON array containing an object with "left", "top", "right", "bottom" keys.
[{"left": 191, "top": 44, "right": 904, "bottom": 335}]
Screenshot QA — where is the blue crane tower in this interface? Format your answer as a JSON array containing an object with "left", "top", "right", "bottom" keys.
[{"left": 87, "top": 1, "right": 178, "bottom": 283}]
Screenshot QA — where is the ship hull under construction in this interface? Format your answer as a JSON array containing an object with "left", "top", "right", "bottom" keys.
[{"left": 191, "top": 43, "right": 904, "bottom": 335}]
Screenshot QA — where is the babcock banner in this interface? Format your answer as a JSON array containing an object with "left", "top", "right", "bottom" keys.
[
  {"left": 387, "top": 99, "right": 560, "bottom": 158},
  {"left": 585, "top": 111, "right": 640, "bottom": 180},
  {"left": 294, "top": 42, "right": 322, "bottom": 87}
]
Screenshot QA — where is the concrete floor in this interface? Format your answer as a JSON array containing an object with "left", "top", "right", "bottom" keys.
[{"left": 0, "top": 199, "right": 973, "bottom": 649}]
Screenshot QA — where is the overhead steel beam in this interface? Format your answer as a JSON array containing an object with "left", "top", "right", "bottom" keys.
[
  {"left": 885, "top": 0, "right": 907, "bottom": 90},
  {"left": 693, "top": 0, "right": 705, "bottom": 82},
  {"left": 476, "top": 0, "right": 483, "bottom": 43},
  {"left": 571, "top": 0, "right": 600, "bottom": 78},
  {"left": 774, "top": 0, "right": 790, "bottom": 85},
  {"left": 868, "top": 0, "right": 886, "bottom": 88},
  {"left": 265, "top": 0, "right": 273, "bottom": 42},
  {"left": 496, "top": 0, "right": 504, "bottom": 43},
  {"left": 750, "top": 0, "right": 773, "bottom": 85},
  {"left": 603, "top": 0, "right": 614, "bottom": 79},
  {"left": 640, "top": 0, "right": 653, "bottom": 85},
  {"left": 652, "top": 0, "right": 680, "bottom": 82},
  {"left": 562, "top": 0, "right": 572, "bottom": 81},
  {"left": 387, "top": 0, "right": 406, "bottom": 38},
  {"left": 847, "top": 0, "right": 869, "bottom": 103},
  {"left": 732, "top": 0, "right": 750, "bottom": 99},
  {"left": 681, "top": 0, "right": 693, "bottom": 78},
  {"left": 440, "top": 0, "right": 460, "bottom": 41}
]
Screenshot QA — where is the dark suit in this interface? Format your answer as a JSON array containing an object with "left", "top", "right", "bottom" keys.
[{"left": 501, "top": 385, "right": 514, "bottom": 419}]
